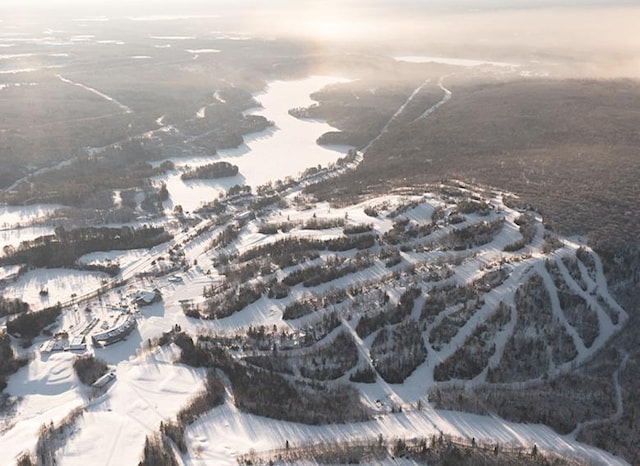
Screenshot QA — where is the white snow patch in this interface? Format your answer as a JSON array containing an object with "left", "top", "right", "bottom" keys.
[
  {"left": 0, "top": 204, "right": 61, "bottom": 228},
  {"left": 2, "top": 268, "right": 108, "bottom": 309},
  {"left": 186, "top": 48, "right": 220, "bottom": 54},
  {"left": 395, "top": 55, "right": 518, "bottom": 67},
  {"left": 150, "top": 35, "right": 196, "bottom": 41},
  {"left": 182, "top": 403, "right": 627, "bottom": 465}
]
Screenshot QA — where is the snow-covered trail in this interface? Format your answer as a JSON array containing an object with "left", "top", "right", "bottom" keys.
[
  {"left": 606, "top": 350, "right": 629, "bottom": 422},
  {"left": 570, "top": 350, "right": 629, "bottom": 439},
  {"left": 3, "top": 158, "right": 77, "bottom": 193},
  {"left": 182, "top": 402, "right": 628, "bottom": 466},
  {"left": 413, "top": 75, "right": 452, "bottom": 122},
  {"left": 564, "top": 238, "right": 629, "bottom": 324},
  {"left": 361, "top": 79, "right": 430, "bottom": 153},
  {"left": 340, "top": 316, "right": 409, "bottom": 410},
  {"left": 57, "top": 74, "right": 132, "bottom": 114},
  {"left": 535, "top": 260, "right": 589, "bottom": 361},
  {"left": 26, "top": 111, "right": 126, "bottom": 130},
  {"left": 553, "top": 253, "right": 618, "bottom": 348}
]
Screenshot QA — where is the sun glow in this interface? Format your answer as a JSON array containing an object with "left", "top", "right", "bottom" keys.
[{"left": 308, "top": 17, "right": 351, "bottom": 41}]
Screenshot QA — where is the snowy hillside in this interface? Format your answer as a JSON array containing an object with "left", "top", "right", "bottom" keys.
[{"left": 0, "top": 181, "right": 630, "bottom": 465}]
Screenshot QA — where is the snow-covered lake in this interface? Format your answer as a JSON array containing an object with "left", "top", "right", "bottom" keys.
[
  {"left": 395, "top": 55, "right": 517, "bottom": 67},
  {"left": 158, "top": 75, "right": 352, "bottom": 212}
]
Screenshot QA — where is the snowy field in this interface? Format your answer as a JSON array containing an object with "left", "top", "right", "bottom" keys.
[
  {"left": 0, "top": 205, "right": 61, "bottom": 228},
  {"left": 2, "top": 268, "right": 108, "bottom": 309},
  {"left": 60, "top": 345, "right": 206, "bottom": 466},
  {"left": 0, "top": 226, "right": 55, "bottom": 255},
  {"left": 183, "top": 403, "right": 626, "bottom": 466},
  {"left": 77, "top": 248, "right": 150, "bottom": 270}
]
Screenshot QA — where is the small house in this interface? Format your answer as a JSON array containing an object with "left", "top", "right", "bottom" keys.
[{"left": 132, "top": 288, "right": 162, "bottom": 306}]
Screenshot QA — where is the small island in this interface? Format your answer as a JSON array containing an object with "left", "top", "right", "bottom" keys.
[{"left": 180, "top": 161, "right": 239, "bottom": 180}]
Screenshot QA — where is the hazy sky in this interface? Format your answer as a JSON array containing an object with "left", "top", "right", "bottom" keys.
[
  {"left": 3, "top": 0, "right": 640, "bottom": 15},
  {"left": 1, "top": 0, "right": 638, "bottom": 76}
]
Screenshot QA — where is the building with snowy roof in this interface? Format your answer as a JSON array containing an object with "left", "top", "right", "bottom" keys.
[
  {"left": 132, "top": 288, "right": 162, "bottom": 306},
  {"left": 91, "top": 315, "right": 136, "bottom": 346}
]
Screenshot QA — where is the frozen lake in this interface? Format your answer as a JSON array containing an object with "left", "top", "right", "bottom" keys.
[
  {"left": 395, "top": 55, "right": 517, "bottom": 67},
  {"left": 158, "top": 75, "right": 352, "bottom": 212},
  {"left": 0, "top": 76, "right": 352, "bottom": 240}
]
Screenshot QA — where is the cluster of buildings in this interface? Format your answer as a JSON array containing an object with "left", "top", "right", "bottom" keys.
[
  {"left": 91, "top": 315, "right": 137, "bottom": 347},
  {"left": 88, "top": 288, "right": 161, "bottom": 346},
  {"left": 40, "top": 335, "right": 87, "bottom": 353},
  {"left": 39, "top": 287, "right": 162, "bottom": 353}
]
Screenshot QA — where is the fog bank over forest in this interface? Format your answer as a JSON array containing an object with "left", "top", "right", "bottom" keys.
[{"left": 1, "top": 1, "right": 639, "bottom": 77}]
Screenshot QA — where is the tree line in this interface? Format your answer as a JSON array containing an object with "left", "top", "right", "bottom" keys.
[
  {"left": 180, "top": 161, "right": 239, "bottom": 180},
  {"left": 1, "top": 225, "right": 172, "bottom": 268}
]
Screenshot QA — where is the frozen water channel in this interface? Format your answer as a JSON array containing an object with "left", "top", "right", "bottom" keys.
[{"left": 157, "top": 76, "right": 352, "bottom": 212}]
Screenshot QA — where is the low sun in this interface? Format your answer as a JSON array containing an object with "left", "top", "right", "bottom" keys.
[{"left": 309, "top": 17, "right": 351, "bottom": 41}]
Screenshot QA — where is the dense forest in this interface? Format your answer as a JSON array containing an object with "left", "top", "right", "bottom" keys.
[
  {"left": 0, "top": 297, "right": 30, "bottom": 318},
  {"left": 1, "top": 225, "right": 171, "bottom": 269},
  {"left": 6, "top": 305, "right": 62, "bottom": 342},
  {"left": 0, "top": 333, "right": 28, "bottom": 391},
  {"left": 180, "top": 161, "right": 239, "bottom": 180}
]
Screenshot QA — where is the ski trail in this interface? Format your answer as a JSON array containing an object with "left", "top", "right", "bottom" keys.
[
  {"left": 590, "top": 247, "right": 629, "bottom": 323},
  {"left": 57, "top": 74, "right": 133, "bottom": 114},
  {"left": 569, "top": 350, "right": 629, "bottom": 439},
  {"left": 611, "top": 351, "right": 629, "bottom": 422},
  {"left": 535, "top": 261, "right": 588, "bottom": 362},
  {"left": 361, "top": 79, "right": 430, "bottom": 153},
  {"left": 104, "top": 419, "right": 126, "bottom": 466},
  {"left": 554, "top": 255, "right": 616, "bottom": 346},
  {"left": 339, "top": 316, "right": 404, "bottom": 408},
  {"left": 413, "top": 75, "right": 452, "bottom": 122},
  {"left": 561, "top": 239, "right": 628, "bottom": 324},
  {"left": 3, "top": 158, "right": 76, "bottom": 193},
  {"left": 340, "top": 314, "right": 444, "bottom": 435}
]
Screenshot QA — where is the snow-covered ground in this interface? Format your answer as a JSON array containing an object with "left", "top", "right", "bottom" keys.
[
  {"left": 2, "top": 268, "right": 108, "bottom": 309},
  {"left": 77, "top": 248, "right": 149, "bottom": 270},
  {"left": 1, "top": 345, "right": 205, "bottom": 465},
  {"left": 0, "top": 226, "right": 54, "bottom": 254},
  {"left": 60, "top": 345, "right": 205, "bottom": 466},
  {"left": 0, "top": 204, "right": 62, "bottom": 228},
  {"left": 2, "top": 352, "right": 85, "bottom": 461},
  {"left": 183, "top": 403, "right": 626, "bottom": 466},
  {"left": 0, "top": 60, "right": 630, "bottom": 465},
  {"left": 0, "top": 185, "right": 630, "bottom": 466}
]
